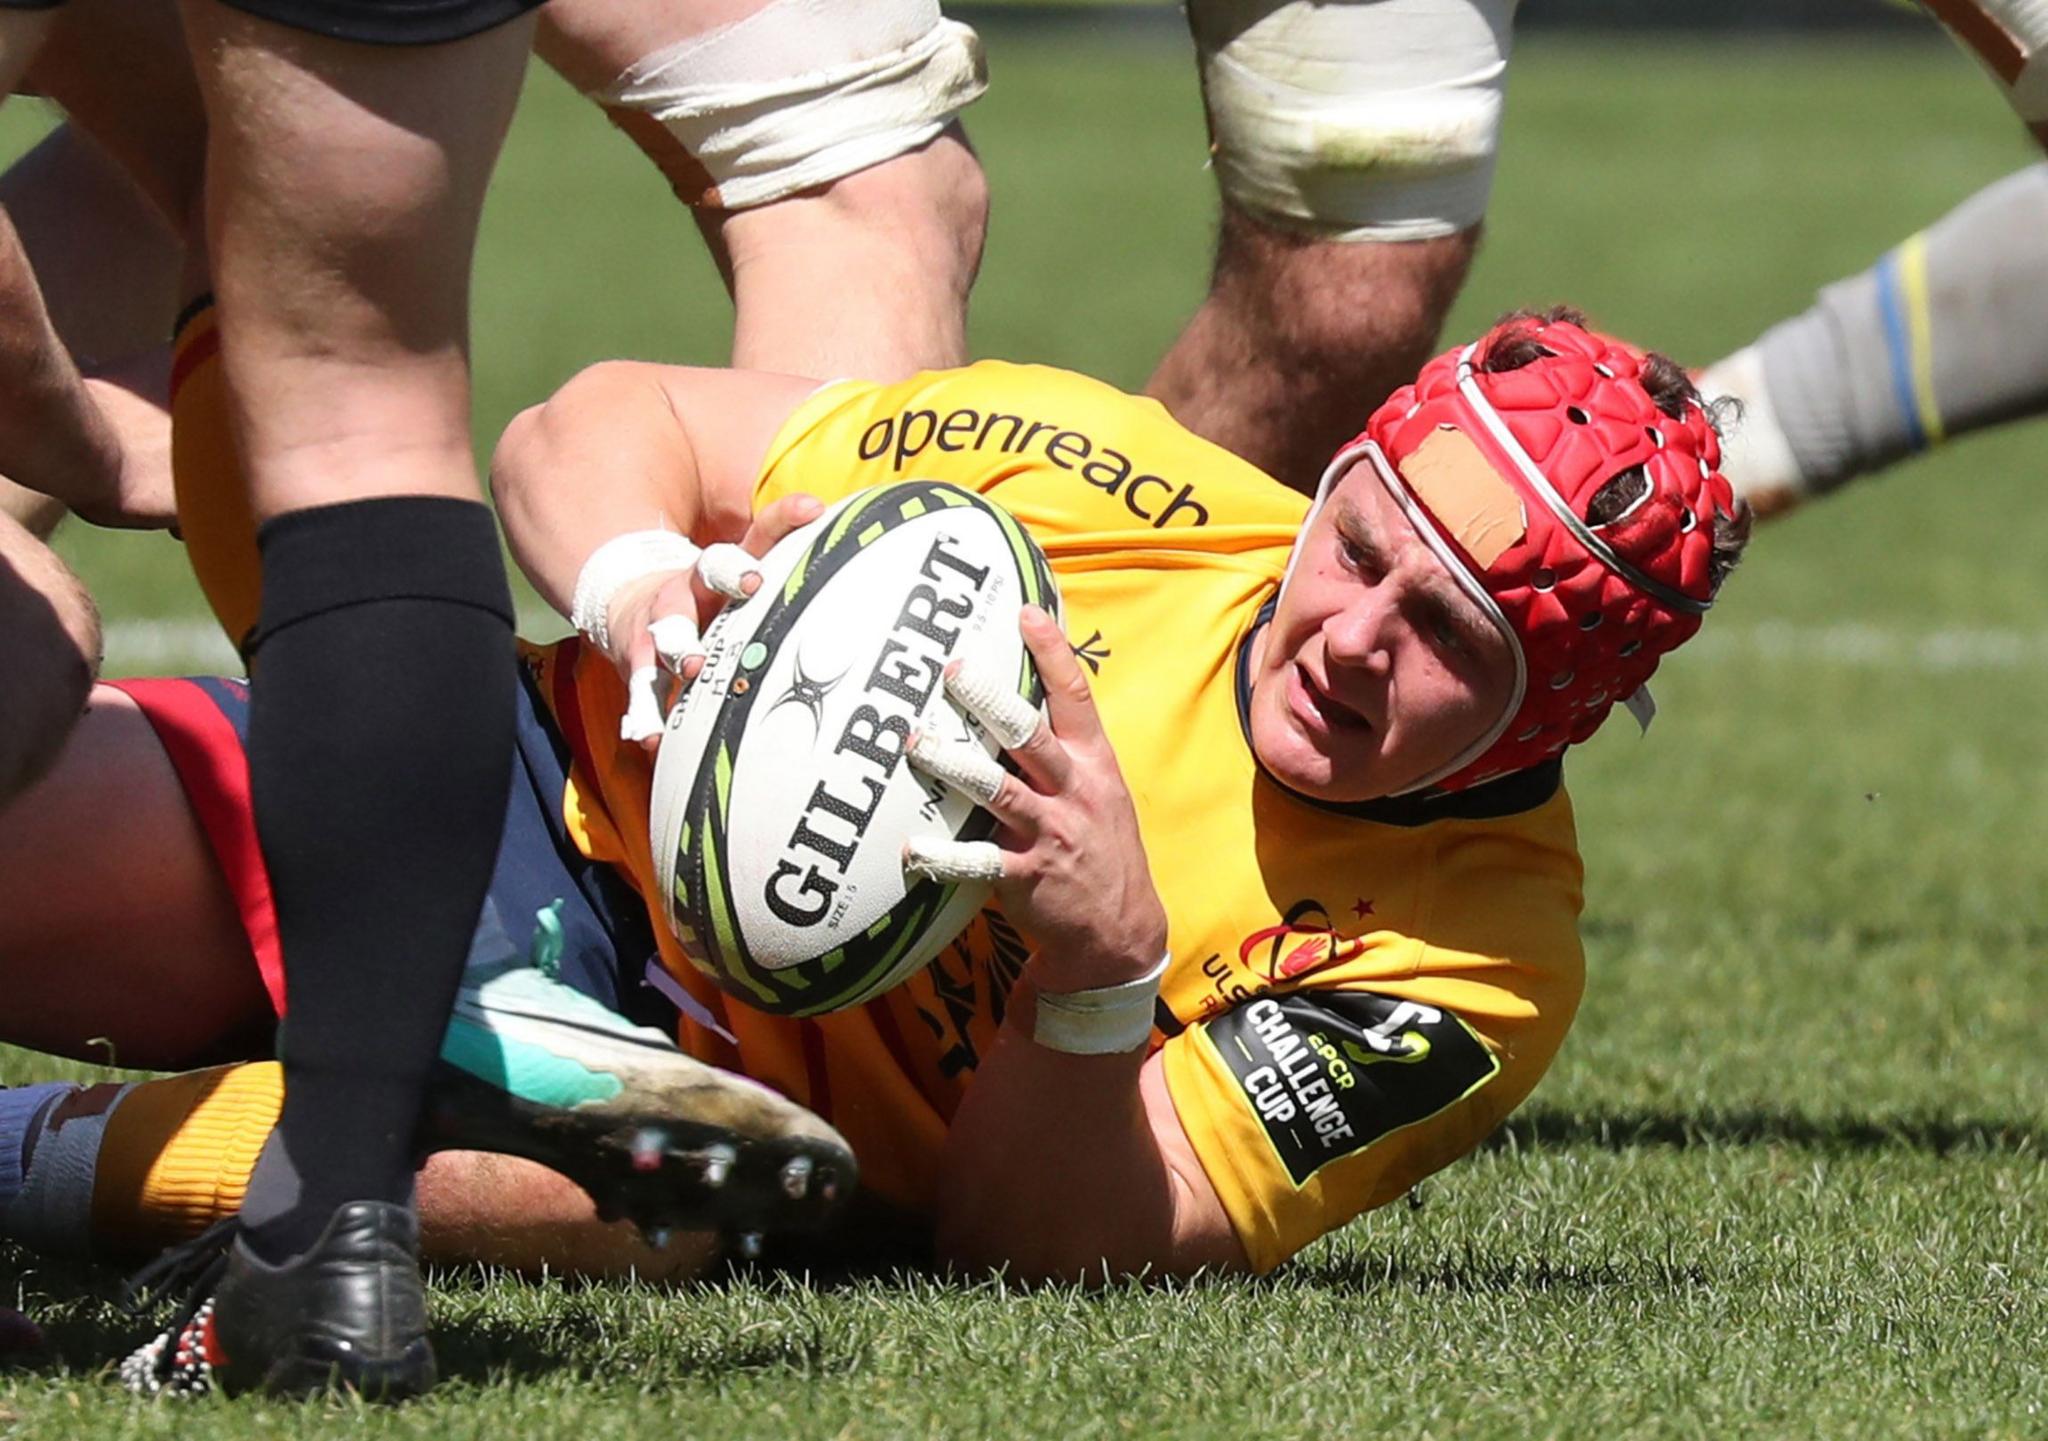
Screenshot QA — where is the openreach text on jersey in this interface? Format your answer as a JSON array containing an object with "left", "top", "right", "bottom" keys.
[{"left": 854, "top": 405, "right": 1213, "bottom": 529}]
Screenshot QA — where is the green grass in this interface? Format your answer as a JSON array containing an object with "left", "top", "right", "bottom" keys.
[{"left": 8, "top": 30, "right": 2048, "bottom": 1438}]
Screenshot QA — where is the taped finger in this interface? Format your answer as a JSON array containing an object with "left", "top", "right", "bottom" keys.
[
  {"left": 649, "top": 613, "right": 706, "bottom": 675},
  {"left": 903, "top": 836, "right": 1005, "bottom": 884},
  {"left": 944, "top": 661, "right": 1041, "bottom": 751},
  {"left": 696, "top": 543, "right": 759, "bottom": 601},
  {"left": 620, "top": 665, "right": 667, "bottom": 742},
  {"left": 907, "top": 728, "right": 1004, "bottom": 805}
]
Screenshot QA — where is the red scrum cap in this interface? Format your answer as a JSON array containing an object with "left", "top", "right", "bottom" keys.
[{"left": 1298, "top": 313, "right": 1738, "bottom": 794}]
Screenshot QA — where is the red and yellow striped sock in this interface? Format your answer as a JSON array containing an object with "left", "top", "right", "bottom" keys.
[{"left": 170, "top": 296, "right": 262, "bottom": 654}]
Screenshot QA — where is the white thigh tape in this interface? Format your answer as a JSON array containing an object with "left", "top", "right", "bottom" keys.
[
  {"left": 570, "top": 529, "right": 701, "bottom": 654},
  {"left": 1033, "top": 953, "right": 1170, "bottom": 1056},
  {"left": 594, "top": 0, "right": 987, "bottom": 210},
  {"left": 943, "top": 661, "right": 1040, "bottom": 751},
  {"left": 1190, "top": 0, "right": 1515, "bottom": 240},
  {"left": 903, "top": 835, "right": 1004, "bottom": 884},
  {"left": 908, "top": 728, "right": 1004, "bottom": 805}
]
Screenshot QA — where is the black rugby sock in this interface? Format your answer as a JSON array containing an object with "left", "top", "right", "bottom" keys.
[{"left": 239, "top": 496, "right": 515, "bottom": 1264}]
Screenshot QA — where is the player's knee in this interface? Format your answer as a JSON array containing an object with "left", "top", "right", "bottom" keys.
[
  {"left": 813, "top": 125, "right": 989, "bottom": 290},
  {"left": 1192, "top": 0, "right": 1510, "bottom": 243},
  {"left": 0, "top": 521, "right": 100, "bottom": 806}
]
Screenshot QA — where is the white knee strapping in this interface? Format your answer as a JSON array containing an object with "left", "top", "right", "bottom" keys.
[
  {"left": 594, "top": 0, "right": 986, "bottom": 211},
  {"left": 1191, "top": 0, "right": 1518, "bottom": 241}
]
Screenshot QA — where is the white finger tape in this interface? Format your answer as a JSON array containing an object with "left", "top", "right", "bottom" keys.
[
  {"left": 1033, "top": 951, "right": 1170, "bottom": 1056},
  {"left": 903, "top": 835, "right": 1005, "bottom": 884},
  {"left": 696, "top": 542, "right": 759, "bottom": 601},
  {"left": 649, "top": 613, "right": 707, "bottom": 675},
  {"left": 619, "top": 665, "right": 667, "bottom": 743},
  {"left": 571, "top": 530, "right": 702, "bottom": 654},
  {"left": 907, "top": 728, "right": 1004, "bottom": 805},
  {"left": 944, "top": 661, "right": 1040, "bottom": 750}
]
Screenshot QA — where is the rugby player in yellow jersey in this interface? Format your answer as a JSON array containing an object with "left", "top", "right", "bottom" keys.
[{"left": 0, "top": 311, "right": 1747, "bottom": 1299}]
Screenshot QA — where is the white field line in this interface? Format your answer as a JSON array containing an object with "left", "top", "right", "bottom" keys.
[
  {"left": 100, "top": 610, "right": 570, "bottom": 676},
  {"left": 1684, "top": 621, "right": 2048, "bottom": 672},
  {"left": 97, "top": 617, "right": 2048, "bottom": 677}
]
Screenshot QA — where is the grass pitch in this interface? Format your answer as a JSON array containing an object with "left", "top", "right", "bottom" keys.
[{"left": 6, "top": 26, "right": 2048, "bottom": 1439}]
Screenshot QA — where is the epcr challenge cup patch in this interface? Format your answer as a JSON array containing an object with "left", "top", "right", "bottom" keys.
[{"left": 1205, "top": 991, "right": 1501, "bottom": 1187}]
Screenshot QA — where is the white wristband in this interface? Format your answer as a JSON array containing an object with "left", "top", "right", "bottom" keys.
[
  {"left": 1032, "top": 952, "right": 1170, "bottom": 1056},
  {"left": 570, "top": 530, "right": 701, "bottom": 653}
]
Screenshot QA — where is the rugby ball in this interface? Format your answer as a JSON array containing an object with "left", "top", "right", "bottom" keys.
[{"left": 649, "top": 481, "right": 1060, "bottom": 1018}]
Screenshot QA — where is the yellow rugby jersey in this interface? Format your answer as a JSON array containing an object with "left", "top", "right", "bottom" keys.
[{"left": 530, "top": 361, "right": 1586, "bottom": 1273}]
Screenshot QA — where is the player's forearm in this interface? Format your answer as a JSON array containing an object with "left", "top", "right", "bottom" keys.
[
  {"left": 935, "top": 1010, "right": 1244, "bottom": 1283},
  {"left": 0, "top": 211, "right": 123, "bottom": 512},
  {"left": 490, "top": 361, "right": 715, "bottom": 620}
]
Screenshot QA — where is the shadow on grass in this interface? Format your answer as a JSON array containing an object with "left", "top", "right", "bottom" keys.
[
  {"left": 0, "top": 1276, "right": 860, "bottom": 1389},
  {"left": 1282, "top": 1246, "right": 1713, "bottom": 1298},
  {"left": 1489, "top": 1104, "right": 2046, "bottom": 1157},
  {"left": 427, "top": 1308, "right": 859, "bottom": 1385}
]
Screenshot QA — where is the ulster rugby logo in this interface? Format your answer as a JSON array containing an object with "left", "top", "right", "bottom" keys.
[{"left": 1238, "top": 900, "right": 1361, "bottom": 983}]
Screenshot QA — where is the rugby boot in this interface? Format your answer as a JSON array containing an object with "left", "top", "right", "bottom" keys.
[
  {"left": 423, "top": 937, "right": 857, "bottom": 1242},
  {"left": 120, "top": 1203, "right": 435, "bottom": 1401}
]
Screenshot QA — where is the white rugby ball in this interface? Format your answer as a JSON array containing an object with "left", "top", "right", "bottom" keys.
[{"left": 649, "top": 481, "right": 1060, "bottom": 1017}]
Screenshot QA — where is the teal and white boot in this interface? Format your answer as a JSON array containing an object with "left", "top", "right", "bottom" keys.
[{"left": 426, "top": 902, "right": 855, "bottom": 1245}]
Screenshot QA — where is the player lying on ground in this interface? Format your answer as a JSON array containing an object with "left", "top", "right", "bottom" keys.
[{"left": 0, "top": 311, "right": 1748, "bottom": 1317}]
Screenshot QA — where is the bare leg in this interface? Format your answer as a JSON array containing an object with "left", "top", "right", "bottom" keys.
[
  {"left": 706, "top": 129, "right": 985, "bottom": 378},
  {"left": 0, "top": 128, "right": 182, "bottom": 369},
  {"left": 175, "top": 4, "right": 533, "bottom": 1317},
  {"left": 418, "top": 1152, "right": 715, "bottom": 1282},
  {"left": 183, "top": 6, "right": 532, "bottom": 517},
  {"left": 0, "top": 683, "right": 267, "bottom": 1063},
  {"left": 538, "top": 0, "right": 986, "bottom": 379},
  {"left": 1147, "top": 204, "right": 1478, "bottom": 494},
  {"left": 23, "top": 0, "right": 206, "bottom": 241}
]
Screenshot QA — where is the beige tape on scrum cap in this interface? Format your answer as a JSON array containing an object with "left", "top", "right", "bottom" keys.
[
  {"left": 595, "top": 0, "right": 987, "bottom": 210},
  {"left": 1398, "top": 425, "right": 1526, "bottom": 568}
]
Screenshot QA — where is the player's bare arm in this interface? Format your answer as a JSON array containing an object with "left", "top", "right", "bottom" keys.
[
  {"left": 493, "top": 362, "right": 817, "bottom": 612},
  {"left": 926, "top": 611, "right": 1249, "bottom": 1280},
  {"left": 494, "top": 361, "right": 822, "bottom": 741}
]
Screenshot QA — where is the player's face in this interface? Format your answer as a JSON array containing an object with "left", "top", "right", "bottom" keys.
[{"left": 1248, "top": 459, "right": 1518, "bottom": 802}]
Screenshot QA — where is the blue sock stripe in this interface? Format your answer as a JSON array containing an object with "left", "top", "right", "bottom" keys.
[
  {"left": 0, "top": 1083, "right": 76, "bottom": 1206},
  {"left": 1873, "top": 251, "right": 1928, "bottom": 452}
]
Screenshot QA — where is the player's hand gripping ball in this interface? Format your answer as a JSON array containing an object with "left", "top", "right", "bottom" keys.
[{"left": 649, "top": 482, "right": 1060, "bottom": 1017}]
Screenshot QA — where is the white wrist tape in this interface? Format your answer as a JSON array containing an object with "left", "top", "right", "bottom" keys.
[
  {"left": 570, "top": 530, "right": 701, "bottom": 654},
  {"left": 1032, "top": 952, "right": 1170, "bottom": 1056}
]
